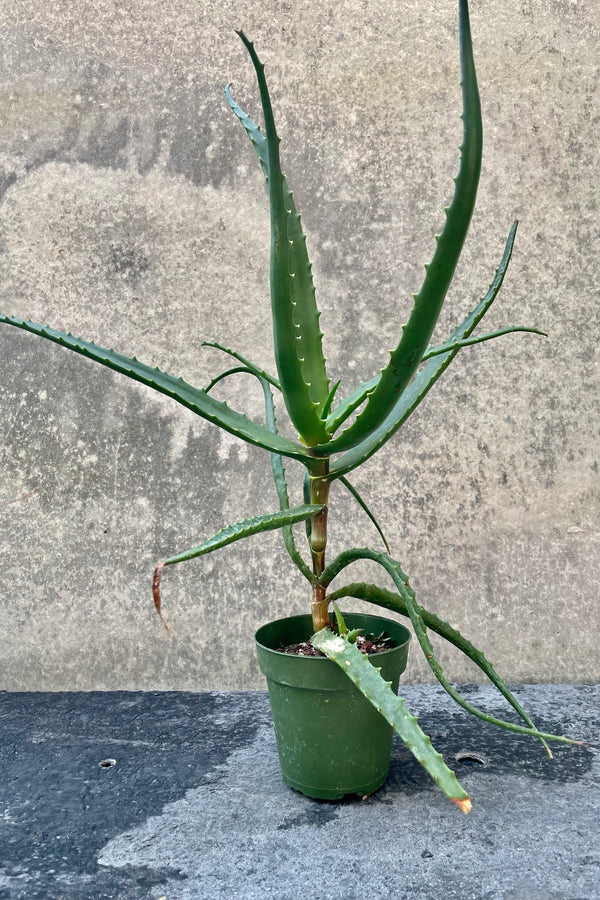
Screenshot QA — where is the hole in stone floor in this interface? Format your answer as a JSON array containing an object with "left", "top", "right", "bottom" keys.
[
  {"left": 455, "top": 751, "right": 487, "bottom": 767},
  {"left": 99, "top": 758, "right": 116, "bottom": 768}
]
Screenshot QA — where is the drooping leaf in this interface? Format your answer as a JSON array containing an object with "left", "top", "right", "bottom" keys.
[
  {"left": 311, "top": 626, "right": 472, "bottom": 812},
  {"left": 326, "top": 580, "right": 553, "bottom": 755},
  {"left": 204, "top": 365, "right": 257, "bottom": 393},
  {"left": 0, "top": 315, "right": 312, "bottom": 462},
  {"left": 311, "top": 0, "right": 482, "bottom": 457},
  {"left": 318, "top": 547, "right": 582, "bottom": 747},
  {"left": 153, "top": 503, "right": 325, "bottom": 630},
  {"left": 303, "top": 468, "right": 312, "bottom": 545},
  {"left": 233, "top": 36, "right": 330, "bottom": 444},
  {"left": 330, "top": 222, "right": 519, "bottom": 476}
]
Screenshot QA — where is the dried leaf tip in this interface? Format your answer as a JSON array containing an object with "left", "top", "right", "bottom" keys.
[
  {"left": 452, "top": 797, "right": 472, "bottom": 814},
  {"left": 152, "top": 562, "right": 170, "bottom": 634}
]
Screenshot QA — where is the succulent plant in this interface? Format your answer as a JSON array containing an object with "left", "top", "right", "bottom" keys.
[{"left": 0, "top": 0, "right": 580, "bottom": 811}]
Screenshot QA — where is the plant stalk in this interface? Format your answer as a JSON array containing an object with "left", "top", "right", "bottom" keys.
[{"left": 309, "top": 459, "right": 331, "bottom": 630}]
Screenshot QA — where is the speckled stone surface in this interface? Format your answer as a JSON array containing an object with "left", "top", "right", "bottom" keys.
[
  {"left": 0, "top": 685, "right": 598, "bottom": 899},
  {"left": 0, "top": 0, "right": 598, "bottom": 689}
]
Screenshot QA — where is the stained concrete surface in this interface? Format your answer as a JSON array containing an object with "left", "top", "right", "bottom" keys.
[
  {"left": 0, "top": 684, "right": 598, "bottom": 899},
  {"left": 0, "top": 0, "right": 598, "bottom": 690}
]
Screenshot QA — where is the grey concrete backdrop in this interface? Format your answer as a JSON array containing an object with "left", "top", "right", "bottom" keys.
[{"left": 0, "top": 0, "right": 597, "bottom": 690}]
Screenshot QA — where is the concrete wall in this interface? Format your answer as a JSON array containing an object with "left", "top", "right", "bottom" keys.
[{"left": 0, "top": 0, "right": 597, "bottom": 690}]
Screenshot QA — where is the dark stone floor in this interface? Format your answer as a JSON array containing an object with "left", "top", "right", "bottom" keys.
[{"left": 0, "top": 684, "right": 598, "bottom": 899}]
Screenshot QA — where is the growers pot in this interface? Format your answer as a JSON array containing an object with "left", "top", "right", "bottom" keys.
[{"left": 255, "top": 612, "right": 411, "bottom": 799}]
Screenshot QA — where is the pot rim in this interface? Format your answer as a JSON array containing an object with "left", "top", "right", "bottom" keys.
[{"left": 255, "top": 611, "right": 411, "bottom": 662}]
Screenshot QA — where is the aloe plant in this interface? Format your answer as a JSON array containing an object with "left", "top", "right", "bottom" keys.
[{"left": 0, "top": 0, "right": 580, "bottom": 811}]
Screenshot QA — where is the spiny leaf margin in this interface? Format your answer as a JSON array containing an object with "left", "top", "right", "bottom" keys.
[
  {"left": 312, "top": 0, "right": 483, "bottom": 457},
  {"left": 326, "top": 580, "right": 552, "bottom": 754},
  {"left": 153, "top": 504, "right": 324, "bottom": 631},
  {"left": 319, "top": 547, "right": 581, "bottom": 747},
  {"left": 311, "top": 626, "right": 471, "bottom": 811},
  {"left": 0, "top": 315, "right": 312, "bottom": 462},
  {"left": 330, "top": 221, "right": 519, "bottom": 476},
  {"left": 235, "top": 33, "right": 330, "bottom": 444}
]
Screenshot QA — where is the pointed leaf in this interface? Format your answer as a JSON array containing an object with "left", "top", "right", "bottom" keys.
[
  {"left": 313, "top": 0, "right": 482, "bottom": 456},
  {"left": 0, "top": 315, "right": 312, "bottom": 462},
  {"left": 161, "top": 504, "right": 324, "bottom": 567},
  {"left": 338, "top": 475, "right": 390, "bottom": 552},
  {"left": 326, "top": 321, "right": 541, "bottom": 434},
  {"left": 198, "top": 360, "right": 314, "bottom": 582},
  {"left": 321, "top": 379, "right": 340, "bottom": 420},
  {"left": 153, "top": 503, "right": 324, "bottom": 630},
  {"left": 202, "top": 340, "right": 280, "bottom": 389},
  {"left": 330, "top": 222, "right": 519, "bottom": 476},
  {"left": 326, "top": 375, "right": 378, "bottom": 434},
  {"left": 422, "top": 325, "right": 546, "bottom": 360},
  {"left": 326, "top": 580, "right": 554, "bottom": 755},
  {"left": 319, "top": 548, "right": 581, "bottom": 747},
  {"left": 332, "top": 602, "right": 349, "bottom": 635},
  {"left": 226, "top": 82, "right": 331, "bottom": 418},
  {"left": 259, "top": 377, "right": 315, "bottom": 583},
  {"left": 311, "top": 627, "right": 472, "bottom": 811},
  {"left": 224, "top": 83, "right": 269, "bottom": 177},
  {"left": 235, "top": 34, "right": 330, "bottom": 444}
]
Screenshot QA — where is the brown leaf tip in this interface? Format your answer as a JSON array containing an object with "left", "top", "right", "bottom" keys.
[
  {"left": 452, "top": 797, "right": 472, "bottom": 815},
  {"left": 152, "top": 562, "right": 170, "bottom": 634}
]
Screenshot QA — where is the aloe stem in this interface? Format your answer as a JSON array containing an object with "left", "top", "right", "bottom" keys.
[{"left": 309, "top": 458, "right": 331, "bottom": 630}]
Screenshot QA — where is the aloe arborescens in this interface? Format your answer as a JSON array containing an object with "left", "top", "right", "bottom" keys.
[{"left": 0, "top": 0, "right": 580, "bottom": 811}]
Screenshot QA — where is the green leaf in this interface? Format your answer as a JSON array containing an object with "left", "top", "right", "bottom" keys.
[
  {"left": 0, "top": 315, "right": 312, "bottom": 462},
  {"left": 422, "top": 325, "right": 546, "bottom": 360},
  {"left": 321, "top": 380, "right": 340, "bottom": 420},
  {"left": 233, "top": 36, "right": 330, "bottom": 444},
  {"left": 199, "top": 361, "right": 315, "bottom": 582},
  {"left": 162, "top": 505, "right": 323, "bottom": 567},
  {"left": 204, "top": 365, "right": 257, "bottom": 393},
  {"left": 312, "top": 0, "right": 482, "bottom": 457},
  {"left": 326, "top": 321, "right": 541, "bottom": 436},
  {"left": 153, "top": 503, "right": 325, "bottom": 630},
  {"left": 319, "top": 548, "right": 581, "bottom": 747},
  {"left": 259, "top": 377, "right": 315, "bottom": 583},
  {"left": 346, "top": 628, "right": 362, "bottom": 644},
  {"left": 311, "top": 627, "right": 472, "bottom": 811},
  {"left": 202, "top": 340, "right": 280, "bottom": 389},
  {"left": 326, "top": 375, "right": 378, "bottom": 434},
  {"left": 224, "top": 83, "right": 269, "bottom": 178},
  {"left": 338, "top": 476, "right": 390, "bottom": 552},
  {"left": 303, "top": 468, "right": 312, "bottom": 544},
  {"left": 332, "top": 602, "right": 349, "bottom": 634},
  {"left": 326, "top": 580, "right": 554, "bottom": 755},
  {"left": 330, "top": 222, "right": 519, "bottom": 476}
]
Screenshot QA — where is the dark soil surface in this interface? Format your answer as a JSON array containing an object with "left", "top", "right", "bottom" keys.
[{"left": 280, "top": 633, "right": 395, "bottom": 657}]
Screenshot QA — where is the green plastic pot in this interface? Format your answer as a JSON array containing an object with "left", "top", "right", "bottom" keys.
[{"left": 255, "top": 612, "right": 411, "bottom": 799}]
